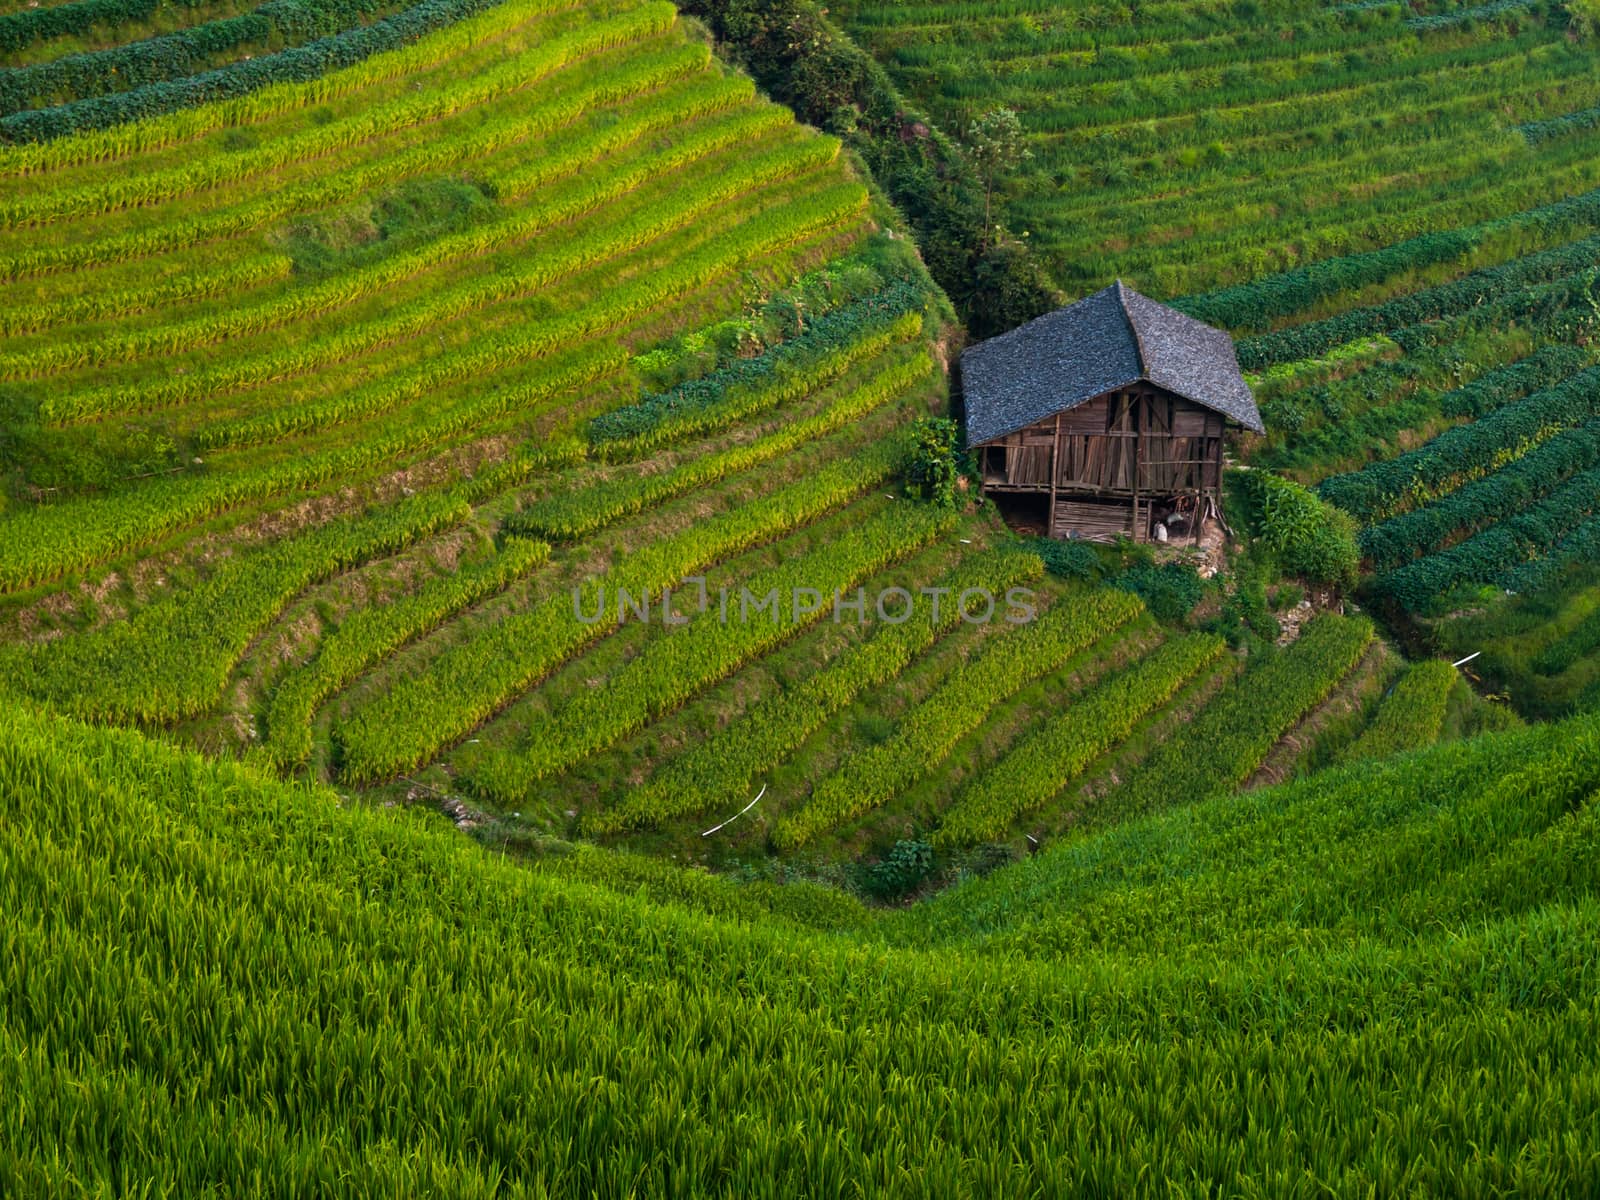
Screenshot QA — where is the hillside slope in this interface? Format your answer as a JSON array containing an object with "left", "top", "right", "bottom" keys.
[{"left": 4, "top": 692, "right": 1597, "bottom": 1193}]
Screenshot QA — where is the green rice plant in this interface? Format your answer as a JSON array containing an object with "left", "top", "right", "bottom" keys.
[
  {"left": 5, "top": 692, "right": 1600, "bottom": 1193},
  {"left": 263, "top": 536, "right": 551, "bottom": 769},
  {"left": 1, "top": 68, "right": 755, "bottom": 284},
  {"left": 933, "top": 633, "right": 1227, "bottom": 848},
  {"left": 0, "top": 2, "right": 679, "bottom": 214},
  {"left": 0, "top": 179, "right": 869, "bottom": 592},
  {"left": 1106, "top": 614, "right": 1374, "bottom": 824},
  {"left": 772, "top": 587, "right": 1145, "bottom": 850},
  {"left": 0, "top": 0, "right": 573, "bottom": 171},
  {"left": 0, "top": 252, "right": 294, "bottom": 336},
  {"left": 1340, "top": 660, "right": 1458, "bottom": 763},
  {"left": 15, "top": 489, "right": 470, "bottom": 724},
  {"left": 591, "top": 302, "right": 925, "bottom": 457},
  {"left": 585, "top": 548, "right": 1047, "bottom": 835},
  {"left": 8, "top": 126, "right": 840, "bottom": 391},
  {"left": 466, "top": 502, "right": 955, "bottom": 804},
  {"left": 0, "top": 0, "right": 422, "bottom": 118},
  {"left": 1, "top": 54, "right": 776, "bottom": 379},
  {"left": 508, "top": 352, "right": 931, "bottom": 541},
  {"left": 1238, "top": 236, "right": 1600, "bottom": 370},
  {"left": 333, "top": 437, "right": 907, "bottom": 784}
]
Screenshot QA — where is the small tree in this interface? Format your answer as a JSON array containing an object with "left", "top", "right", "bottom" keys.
[
  {"left": 1569, "top": 0, "right": 1600, "bottom": 36},
  {"left": 965, "top": 107, "right": 1031, "bottom": 251}
]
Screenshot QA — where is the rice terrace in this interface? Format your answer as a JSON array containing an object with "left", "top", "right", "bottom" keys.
[{"left": 1, "top": 0, "right": 1599, "bottom": 1192}]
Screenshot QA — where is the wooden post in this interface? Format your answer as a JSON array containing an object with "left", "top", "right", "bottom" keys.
[
  {"left": 1133, "top": 395, "right": 1145, "bottom": 542},
  {"left": 1048, "top": 411, "right": 1062, "bottom": 537}
]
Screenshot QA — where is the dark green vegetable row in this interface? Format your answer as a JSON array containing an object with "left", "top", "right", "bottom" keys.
[
  {"left": 1364, "top": 415, "right": 1600, "bottom": 572},
  {"left": 0, "top": 0, "right": 505, "bottom": 142},
  {"left": 0, "top": 0, "right": 405, "bottom": 117},
  {"left": 1379, "top": 466, "right": 1600, "bottom": 610},
  {"left": 1237, "top": 236, "right": 1600, "bottom": 369},
  {"left": 1320, "top": 359, "right": 1600, "bottom": 525}
]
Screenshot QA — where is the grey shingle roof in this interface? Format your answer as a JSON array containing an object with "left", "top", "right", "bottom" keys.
[{"left": 961, "top": 281, "right": 1264, "bottom": 446}]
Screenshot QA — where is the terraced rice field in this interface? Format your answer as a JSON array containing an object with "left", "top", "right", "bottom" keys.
[
  {"left": 0, "top": 0, "right": 1422, "bottom": 866},
  {"left": 839, "top": 0, "right": 1600, "bottom": 717},
  {"left": 4, "top": 2, "right": 1599, "bottom": 1189}
]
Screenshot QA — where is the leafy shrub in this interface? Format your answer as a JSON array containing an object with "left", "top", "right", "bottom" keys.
[
  {"left": 1112, "top": 562, "right": 1203, "bottom": 623},
  {"left": 862, "top": 839, "right": 936, "bottom": 901},
  {"left": 1243, "top": 471, "right": 1359, "bottom": 591},
  {"left": 904, "top": 417, "right": 961, "bottom": 508},
  {"left": 1030, "top": 537, "right": 1102, "bottom": 582}
]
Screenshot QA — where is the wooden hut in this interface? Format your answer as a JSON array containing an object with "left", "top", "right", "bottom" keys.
[{"left": 962, "top": 281, "right": 1263, "bottom": 543}]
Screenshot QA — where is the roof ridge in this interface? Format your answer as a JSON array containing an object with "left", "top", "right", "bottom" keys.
[{"left": 1115, "top": 279, "right": 1149, "bottom": 378}]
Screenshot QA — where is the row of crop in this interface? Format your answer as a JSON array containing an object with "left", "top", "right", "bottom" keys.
[
  {"left": 932, "top": 633, "right": 1227, "bottom": 850},
  {"left": 1011, "top": 18, "right": 1552, "bottom": 140},
  {"left": 20, "top": 77, "right": 749, "bottom": 413},
  {"left": 1362, "top": 416, "right": 1600, "bottom": 572},
  {"left": 0, "top": 178, "right": 871, "bottom": 592},
  {"left": 1379, "top": 466, "right": 1600, "bottom": 610},
  {"left": 198, "top": 338, "right": 628, "bottom": 453},
  {"left": 263, "top": 536, "right": 550, "bottom": 769},
  {"left": 41, "top": 145, "right": 846, "bottom": 435},
  {"left": 332, "top": 437, "right": 906, "bottom": 784},
  {"left": 1050, "top": 116, "right": 1600, "bottom": 298},
  {"left": 0, "top": 0, "right": 414, "bottom": 117},
  {"left": 1322, "top": 363, "right": 1600, "bottom": 526},
  {"left": 16, "top": 692, "right": 1600, "bottom": 1196},
  {"left": 1040, "top": 109, "right": 1596, "bottom": 291},
  {"left": 771, "top": 587, "right": 1146, "bottom": 851},
  {"left": 27, "top": 90, "right": 789, "bottom": 388},
  {"left": 198, "top": 173, "right": 869, "bottom": 451},
  {"left": 2, "top": 65, "right": 752, "bottom": 285},
  {"left": 15, "top": 489, "right": 471, "bottom": 725},
  {"left": 0, "top": 0, "right": 571, "bottom": 172},
  {"left": 1102, "top": 614, "right": 1375, "bottom": 825},
  {"left": 1, "top": 252, "right": 294, "bottom": 338},
  {"left": 0, "top": 0, "right": 212, "bottom": 56},
  {"left": 1338, "top": 661, "right": 1458, "bottom": 764},
  {"left": 1369, "top": 460, "right": 1600, "bottom": 611},
  {"left": 1, "top": 107, "right": 818, "bottom": 380},
  {"left": 1236, "top": 232, "right": 1600, "bottom": 370},
  {"left": 465, "top": 503, "right": 956, "bottom": 804},
  {"left": 1519, "top": 101, "right": 1600, "bottom": 145},
  {"left": 0, "top": 45, "right": 720, "bottom": 374},
  {"left": 583, "top": 549, "right": 1046, "bottom": 836},
  {"left": 1255, "top": 333, "right": 1587, "bottom": 473},
  {"left": 0, "top": 0, "right": 531, "bottom": 143},
  {"left": 507, "top": 353, "right": 930, "bottom": 541},
  {"left": 590, "top": 285, "right": 926, "bottom": 454},
  {"left": 1404, "top": 0, "right": 1543, "bottom": 31},
  {"left": 1501, "top": 514, "right": 1600, "bottom": 597},
  {"left": 1529, "top": 614, "right": 1600, "bottom": 681},
  {"left": 1177, "top": 182, "right": 1600, "bottom": 331},
  {"left": 0, "top": 1, "right": 676, "bottom": 215}
]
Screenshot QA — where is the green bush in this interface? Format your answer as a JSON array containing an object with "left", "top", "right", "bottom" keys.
[
  {"left": 904, "top": 417, "right": 961, "bottom": 508},
  {"left": 862, "top": 839, "right": 936, "bottom": 901},
  {"left": 1243, "top": 471, "right": 1359, "bottom": 591},
  {"left": 1112, "top": 562, "right": 1203, "bottom": 623}
]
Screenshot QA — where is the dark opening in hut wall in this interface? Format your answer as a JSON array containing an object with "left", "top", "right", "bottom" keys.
[{"left": 977, "top": 385, "right": 1226, "bottom": 542}]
